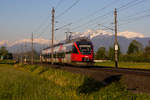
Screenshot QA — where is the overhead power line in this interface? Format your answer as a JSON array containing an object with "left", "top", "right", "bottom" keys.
[
  {"left": 56, "top": 0, "right": 81, "bottom": 18},
  {"left": 34, "top": 23, "right": 51, "bottom": 38},
  {"left": 118, "top": 0, "right": 148, "bottom": 11},
  {"left": 71, "top": 0, "right": 119, "bottom": 24},
  {"left": 71, "top": 10, "right": 114, "bottom": 31},
  {"left": 55, "top": 23, "right": 72, "bottom": 31},
  {"left": 119, "top": 8, "right": 150, "bottom": 21},
  {"left": 55, "top": 0, "right": 65, "bottom": 9},
  {"left": 71, "top": 0, "right": 148, "bottom": 32},
  {"left": 118, "top": 0, "right": 140, "bottom": 10},
  {"left": 119, "top": 14, "right": 150, "bottom": 27},
  {"left": 60, "top": 0, "right": 121, "bottom": 31}
]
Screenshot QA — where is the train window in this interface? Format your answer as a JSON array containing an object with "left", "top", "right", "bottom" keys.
[{"left": 72, "top": 46, "right": 78, "bottom": 54}]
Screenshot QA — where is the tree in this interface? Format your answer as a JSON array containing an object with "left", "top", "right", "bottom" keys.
[
  {"left": 108, "top": 47, "right": 114, "bottom": 60},
  {"left": 144, "top": 41, "right": 150, "bottom": 57},
  {"left": 95, "top": 47, "right": 107, "bottom": 60},
  {"left": 0, "top": 46, "right": 8, "bottom": 59},
  {"left": 0, "top": 46, "right": 13, "bottom": 60},
  {"left": 127, "top": 40, "right": 143, "bottom": 54}
]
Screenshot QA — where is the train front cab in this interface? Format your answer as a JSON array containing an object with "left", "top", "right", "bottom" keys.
[{"left": 71, "top": 41, "right": 94, "bottom": 65}]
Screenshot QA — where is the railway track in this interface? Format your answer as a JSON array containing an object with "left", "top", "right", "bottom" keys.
[
  {"left": 36, "top": 62, "right": 150, "bottom": 76},
  {"left": 90, "top": 66, "right": 150, "bottom": 76}
]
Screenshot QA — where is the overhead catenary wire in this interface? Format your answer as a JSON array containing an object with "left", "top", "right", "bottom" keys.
[
  {"left": 55, "top": 0, "right": 65, "bottom": 9},
  {"left": 32, "top": 0, "right": 53, "bottom": 38},
  {"left": 35, "top": 23, "right": 51, "bottom": 39},
  {"left": 71, "top": 0, "right": 120, "bottom": 25},
  {"left": 58, "top": 0, "right": 121, "bottom": 32},
  {"left": 71, "top": 0, "right": 148, "bottom": 32},
  {"left": 33, "top": 16, "right": 51, "bottom": 33},
  {"left": 69, "top": 0, "right": 139, "bottom": 31},
  {"left": 119, "top": 14, "right": 150, "bottom": 27},
  {"left": 119, "top": 8, "right": 150, "bottom": 21},
  {"left": 34, "top": 0, "right": 81, "bottom": 38},
  {"left": 56, "top": 0, "right": 81, "bottom": 18},
  {"left": 71, "top": 10, "right": 114, "bottom": 31},
  {"left": 118, "top": 0, "right": 141, "bottom": 10},
  {"left": 118, "top": 0, "right": 148, "bottom": 11},
  {"left": 55, "top": 23, "right": 72, "bottom": 31}
]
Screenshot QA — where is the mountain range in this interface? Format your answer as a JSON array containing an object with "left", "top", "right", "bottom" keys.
[
  {"left": 0, "top": 30, "right": 150, "bottom": 53},
  {"left": 71, "top": 29, "right": 150, "bottom": 53}
]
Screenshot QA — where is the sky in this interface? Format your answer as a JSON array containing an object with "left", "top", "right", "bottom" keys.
[{"left": 0, "top": 0, "right": 150, "bottom": 41}]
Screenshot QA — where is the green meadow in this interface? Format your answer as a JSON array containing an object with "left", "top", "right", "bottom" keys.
[
  {"left": 95, "top": 61, "right": 150, "bottom": 69},
  {"left": 0, "top": 64, "right": 150, "bottom": 100}
]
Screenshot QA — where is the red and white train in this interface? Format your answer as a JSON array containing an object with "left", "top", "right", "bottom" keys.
[{"left": 41, "top": 38, "right": 94, "bottom": 65}]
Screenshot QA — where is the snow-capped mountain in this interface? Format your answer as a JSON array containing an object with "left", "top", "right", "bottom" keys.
[
  {"left": 118, "top": 31, "right": 144, "bottom": 38},
  {"left": 71, "top": 29, "right": 149, "bottom": 53},
  {"left": 0, "top": 40, "right": 9, "bottom": 47},
  {"left": 0, "top": 38, "right": 54, "bottom": 47},
  {"left": 71, "top": 29, "right": 145, "bottom": 39},
  {"left": 0, "top": 38, "right": 58, "bottom": 53},
  {"left": 0, "top": 29, "right": 149, "bottom": 53}
]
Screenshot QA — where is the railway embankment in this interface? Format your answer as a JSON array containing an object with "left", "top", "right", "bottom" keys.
[{"left": 0, "top": 64, "right": 150, "bottom": 99}]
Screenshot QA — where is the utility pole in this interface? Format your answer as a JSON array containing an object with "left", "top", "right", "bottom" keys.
[
  {"left": 24, "top": 42, "right": 27, "bottom": 64},
  {"left": 20, "top": 44, "right": 23, "bottom": 64},
  {"left": 65, "top": 32, "right": 68, "bottom": 41},
  {"left": 114, "top": 8, "right": 118, "bottom": 68},
  {"left": 31, "top": 33, "right": 34, "bottom": 64},
  {"left": 51, "top": 8, "right": 55, "bottom": 64}
]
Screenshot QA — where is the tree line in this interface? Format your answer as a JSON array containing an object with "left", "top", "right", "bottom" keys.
[
  {"left": 95, "top": 40, "right": 150, "bottom": 62},
  {"left": 0, "top": 46, "right": 13, "bottom": 60}
]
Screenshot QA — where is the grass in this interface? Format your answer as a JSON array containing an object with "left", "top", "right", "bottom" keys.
[
  {"left": 95, "top": 61, "right": 150, "bottom": 69},
  {"left": 0, "top": 60, "right": 16, "bottom": 64},
  {"left": 0, "top": 64, "right": 150, "bottom": 100}
]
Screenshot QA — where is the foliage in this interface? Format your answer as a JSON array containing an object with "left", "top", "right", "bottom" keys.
[
  {"left": 117, "top": 40, "right": 150, "bottom": 62},
  {"left": 0, "top": 46, "right": 8, "bottom": 56},
  {"left": 119, "top": 54, "right": 150, "bottom": 62},
  {"left": 108, "top": 47, "right": 114, "bottom": 60},
  {"left": 95, "top": 47, "right": 107, "bottom": 60},
  {"left": 127, "top": 40, "right": 143, "bottom": 54},
  {"left": 0, "top": 46, "right": 13, "bottom": 60},
  {"left": 143, "top": 46, "right": 150, "bottom": 58}
]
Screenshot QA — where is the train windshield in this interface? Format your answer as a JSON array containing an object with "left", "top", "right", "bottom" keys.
[
  {"left": 79, "top": 45, "right": 92, "bottom": 55},
  {"left": 76, "top": 40, "right": 93, "bottom": 55}
]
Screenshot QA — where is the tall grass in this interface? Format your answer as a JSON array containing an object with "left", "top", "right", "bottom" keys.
[{"left": 0, "top": 64, "right": 150, "bottom": 100}]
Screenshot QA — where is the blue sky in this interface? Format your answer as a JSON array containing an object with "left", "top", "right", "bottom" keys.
[{"left": 0, "top": 0, "right": 150, "bottom": 41}]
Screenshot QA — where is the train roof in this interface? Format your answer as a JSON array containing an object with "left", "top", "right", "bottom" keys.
[{"left": 43, "top": 37, "right": 91, "bottom": 50}]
